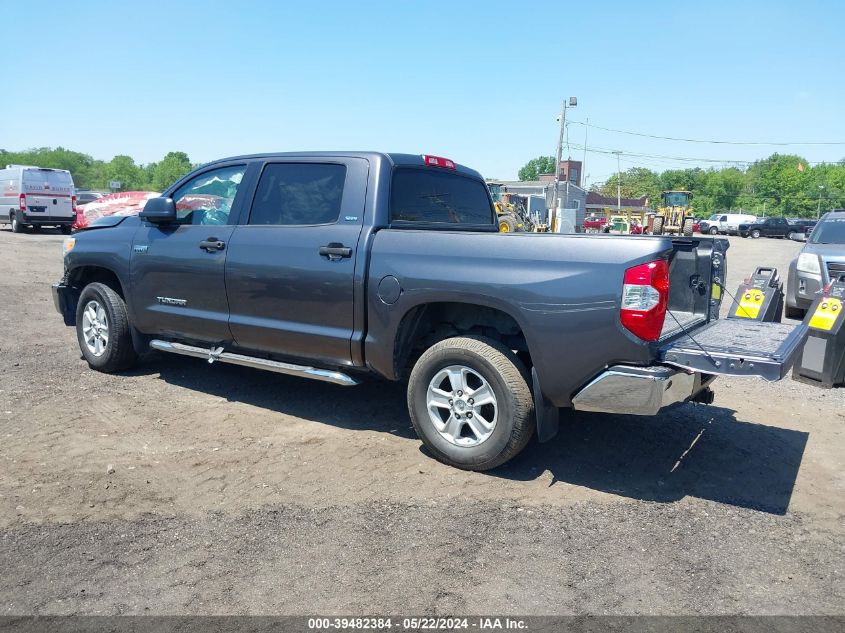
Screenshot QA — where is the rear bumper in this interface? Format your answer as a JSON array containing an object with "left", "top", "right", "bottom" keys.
[
  {"left": 22, "top": 212, "right": 74, "bottom": 225},
  {"left": 571, "top": 365, "right": 714, "bottom": 416}
]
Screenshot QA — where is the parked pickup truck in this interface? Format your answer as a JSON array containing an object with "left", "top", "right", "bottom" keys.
[
  {"left": 738, "top": 216, "right": 800, "bottom": 239},
  {"left": 52, "top": 152, "right": 807, "bottom": 471}
]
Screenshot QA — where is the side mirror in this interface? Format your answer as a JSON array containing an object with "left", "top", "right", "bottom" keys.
[
  {"left": 139, "top": 197, "right": 176, "bottom": 224},
  {"left": 790, "top": 232, "right": 807, "bottom": 242}
]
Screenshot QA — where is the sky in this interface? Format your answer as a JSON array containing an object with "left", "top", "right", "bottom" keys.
[{"left": 4, "top": 0, "right": 845, "bottom": 184}]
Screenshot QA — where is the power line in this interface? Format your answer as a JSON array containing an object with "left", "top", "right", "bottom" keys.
[
  {"left": 569, "top": 120, "right": 845, "bottom": 146},
  {"left": 569, "top": 143, "right": 837, "bottom": 167}
]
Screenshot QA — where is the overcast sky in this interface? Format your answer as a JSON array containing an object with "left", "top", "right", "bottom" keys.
[{"left": 4, "top": 0, "right": 844, "bottom": 184}]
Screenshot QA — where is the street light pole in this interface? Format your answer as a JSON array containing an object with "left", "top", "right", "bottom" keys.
[
  {"left": 551, "top": 97, "right": 576, "bottom": 230},
  {"left": 818, "top": 185, "right": 825, "bottom": 218},
  {"left": 612, "top": 150, "right": 622, "bottom": 212}
]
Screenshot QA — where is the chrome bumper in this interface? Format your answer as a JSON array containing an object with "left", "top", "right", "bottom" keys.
[{"left": 571, "top": 365, "right": 713, "bottom": 416}]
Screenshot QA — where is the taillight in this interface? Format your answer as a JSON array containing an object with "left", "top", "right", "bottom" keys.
[
  {"left": 19, "top": 194, "right": 26, "bottom": 211},
  {"left": 422, "top": 155, "right": 456, "bottom": 169},
  {"left": 71, "top": 194, "right": 77, "bottom": 212},
  {"left": 620, "top": 260, "right": 669, "bottom": 341}
]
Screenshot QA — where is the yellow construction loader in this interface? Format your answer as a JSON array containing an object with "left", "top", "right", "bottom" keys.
[
  {"left": 488, "top": 183, "right": 535, "bottom": 232},
  {"left": 649, "top": 190, "right": 695, "bottom": 236}
]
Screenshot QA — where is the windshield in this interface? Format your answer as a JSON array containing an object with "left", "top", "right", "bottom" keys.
[
  {"left": 809, "top": 218, "right": 845, "bottom": 244},
  {"left": 664, "top": 192, "right": 691, "bottom": 207},
  {"left": 708, "top": 214, "right": 720, "bottom": 221}
]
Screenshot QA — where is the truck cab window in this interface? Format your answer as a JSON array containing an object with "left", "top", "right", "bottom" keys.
[
  {"left": 390, "top": 168, "right": 494, "bottom": 225},
  {"left": 171, "top": 165, "right": 245, "bottom": 226},
  {"left": 249, "top": 163, "right": 346, "bottom": 226}
]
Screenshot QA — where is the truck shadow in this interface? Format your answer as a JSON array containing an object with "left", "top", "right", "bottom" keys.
[
  {"left": 491, "top": 404, "right": 808, "bottom": 515},
  {"left": 133, "top": 355, "right": 807, "bottom": 515},
  {"left": 131, "top": 354, "right": 418, "bottom": 439}
]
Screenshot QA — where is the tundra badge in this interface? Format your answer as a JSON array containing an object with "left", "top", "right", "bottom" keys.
[{"left": 156, "top": 296, "right": 187, "bottom": 306}]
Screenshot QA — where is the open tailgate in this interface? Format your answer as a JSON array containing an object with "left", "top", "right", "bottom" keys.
[{"left": 660, "top": 319, "right": 808, "bottom": 381}]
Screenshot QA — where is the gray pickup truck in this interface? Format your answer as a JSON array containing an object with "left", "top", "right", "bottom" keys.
[{"left": 53, "top": 152, "right": 806, "bottom": 470}]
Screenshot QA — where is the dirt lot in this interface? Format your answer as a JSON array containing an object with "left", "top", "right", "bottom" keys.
[{"left": 0, "top": 229, "right": 842, "bottom": 616}]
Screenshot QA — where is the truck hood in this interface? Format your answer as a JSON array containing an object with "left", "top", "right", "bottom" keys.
[
  {"left": 803, "top": 242, "right": 845, "bottom": 259},
  {"left": 77, "top": 215, "right": 140, "bottom": 231}
]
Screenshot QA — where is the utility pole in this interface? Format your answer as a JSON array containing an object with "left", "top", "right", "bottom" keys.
[
  {"left": 818, "top": 185, "right": 825, "bottom": 218},
  {"left": 581, "top": 117, "right": 589, "bottom": 190},
  {"left": 551, "top": 97, "right": 576, "bottom": 230},
  {"left": 612, "top": 150, "right": 622, "bottom": 213}
]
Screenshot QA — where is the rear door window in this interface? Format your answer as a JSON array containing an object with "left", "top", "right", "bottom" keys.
[
  {"left": 249, "top": 163, "right": 346, "bottom": 226},
  {"left": 22, "top": 169, "right": 74, "bottom": 193},
  {"left": 390, "top": 168, "right": 494, "bottom": 226}
]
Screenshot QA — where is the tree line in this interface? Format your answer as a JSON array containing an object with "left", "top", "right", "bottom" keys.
[
  {"left": 0, "top": 147, "right": 195, "bottom": 193},
  {"left": 519, "top": 153, "right": 845, "bottom": 218}
]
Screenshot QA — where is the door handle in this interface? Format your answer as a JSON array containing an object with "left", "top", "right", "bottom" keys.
[
  {"left": 319, "top": 243, "right": 352, "bottom": 260},
  {"left": 199, "top": 238, "right": 226, "bottom": 252}
]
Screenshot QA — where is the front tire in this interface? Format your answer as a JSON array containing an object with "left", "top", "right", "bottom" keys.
[
  {"left": 60, "top": 225, "right": 72, "bottom": 235},
  {"left": 75, "top": 282, "right": 138, "bottom": 372},
  {"left": 751, "top": 229, "right": 761, "bottom": 239},
  {"left": 652, "top": 216, "right": 664, "bottom": 235},
  {"left": 709, "top": 226, "right": 718, "bottom": 235},
  {"left": 498, "top": 215, "right": 518, "bottom": 233},
  {"left": 407, "top": 336, "right": 534, "bottom": 471},
  {"left": 682, "top": 218, "right": 694, "bottom": 236}
]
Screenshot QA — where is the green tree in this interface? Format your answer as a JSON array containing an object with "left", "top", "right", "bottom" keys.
[
  {"left": 518, "top": 156, "right": 556, "bottom": 181},
  {"left": 594, "top": 167, "right": 661, "bottom": 205},
  {"left": 104, "top": 155, "right": 144, "bottom": 191},
  {"left": 151, "top": 151, "right": 192, "bottom": 191}
]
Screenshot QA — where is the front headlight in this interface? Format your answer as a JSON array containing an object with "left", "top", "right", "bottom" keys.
[
  {"left": 797, "top": 252, "right": 821, "bottom": 275},
  {"left": 62, "top": 237, "right": 76, "bottom": 257}
]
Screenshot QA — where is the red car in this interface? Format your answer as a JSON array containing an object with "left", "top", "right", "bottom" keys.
[{"left": 583, "top": 215, "right": 608, "bottom": 233}]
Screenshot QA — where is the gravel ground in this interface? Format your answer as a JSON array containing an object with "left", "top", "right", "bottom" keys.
[{"left": 0, "top": 229, "right": 842, "bottom": 615}]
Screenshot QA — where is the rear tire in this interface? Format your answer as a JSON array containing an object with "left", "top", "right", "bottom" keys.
[
  {"left": 407, "top": 336, "right": 534, "bottom": 471},
  {"left": 75, "top": 282, "right": 138, "bottom": 373},
  {"left": 652, "top": 216, "right": 664, "bottom": 235},
  {"left": 60, "top": 225, "right": 72, "bottom": 235},
  {"left": 785, "top": 305, "right": 806, "bottom": 320},
  {"left": 10, "top": 212, "right": 23, "bottom": 233},
  {"left": 682, "top": 218, "right": 694, "bottom": 236}
]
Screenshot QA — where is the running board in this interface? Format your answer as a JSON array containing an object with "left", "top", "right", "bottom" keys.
[{"left": 149, "top": 340, "right": 360, "bottom": 387}]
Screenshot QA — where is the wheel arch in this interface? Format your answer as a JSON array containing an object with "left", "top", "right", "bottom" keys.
[
  {"left": 67, "top": 265, "right": 127, "bottom": 299},
  {"left": 390, "top": 300, "right": 533, "bottom": 382},
  {"left": 61, "top": 266, "right": 129, "bottom": 326}
]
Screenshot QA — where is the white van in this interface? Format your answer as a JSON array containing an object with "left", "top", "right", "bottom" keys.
[
  {"left": 700, "top": 213, "right": 756, "bottom": 235},
  {"left": 0, "top": 165, "right": 76, "bottom": 234},
  {"left": 719, "top": 213, "right": 756, "bottom": 235}
]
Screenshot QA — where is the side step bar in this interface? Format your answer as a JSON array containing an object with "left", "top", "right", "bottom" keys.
[{"left": 149, "top": 339, "right": 360, "bottom": 387}]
